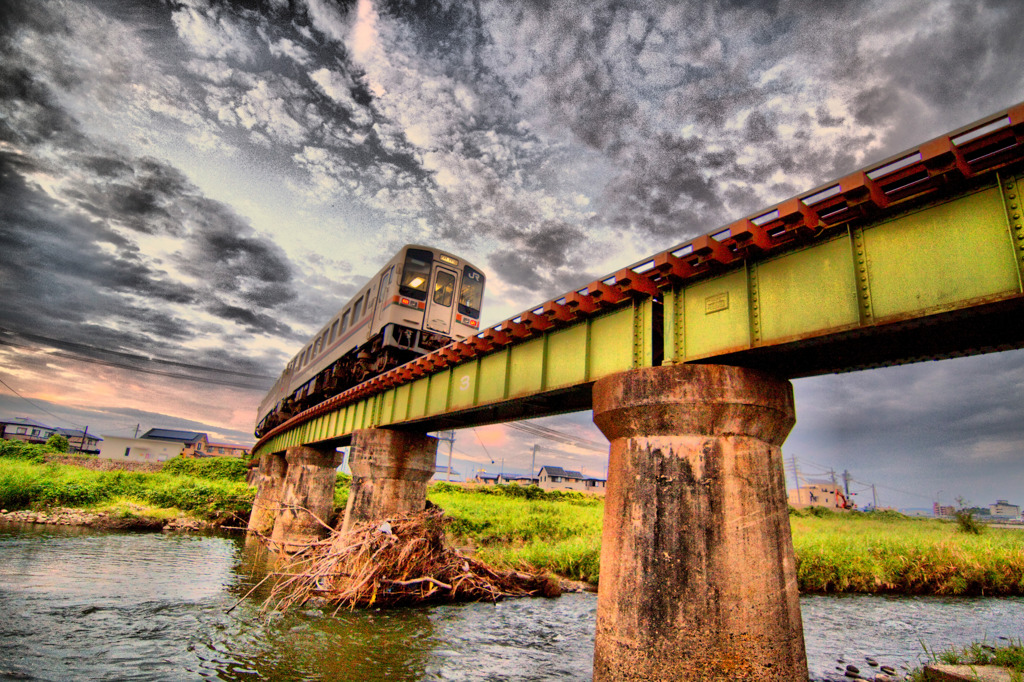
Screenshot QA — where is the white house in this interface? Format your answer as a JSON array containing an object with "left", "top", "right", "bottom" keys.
[{"left": 98, "top": 436, "right": 184, "bottom": 463}]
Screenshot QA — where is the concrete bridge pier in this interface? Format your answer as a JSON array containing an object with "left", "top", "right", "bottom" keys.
[
  {"left": 591, "top": 363, "right": 806, "bottom": 681},
  {"left": 341, "top": 429, "right": 438, "bottom": 531},
  {"left": 247, "top": 452, "right": 288, "bottom": 536},
  {"left": 269, "top": 444, "right": 343, "bottom": 552}
]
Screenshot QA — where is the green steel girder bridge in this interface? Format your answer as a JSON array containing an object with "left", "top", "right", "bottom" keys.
[{"left": 253, "top": 102, "right": 1024, "bottom": 458}]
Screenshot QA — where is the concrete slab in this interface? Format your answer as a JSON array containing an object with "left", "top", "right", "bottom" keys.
[{"left": 925, "top": 663, "right": 1019, "bottom": 681}]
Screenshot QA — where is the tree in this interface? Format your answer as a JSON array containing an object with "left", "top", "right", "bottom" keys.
[{"left": 46, "top": 433, "right": 69, "bottom": 453}]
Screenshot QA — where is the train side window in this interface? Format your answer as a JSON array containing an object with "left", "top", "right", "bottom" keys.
[
  {"left": 459, "top": 265, "right": 485, "bottom": 317},
  {"left": 400, "top": 248, "right": 432, "bottom": 300},
  {"left": 313, "top": 338, "right": 322, "bottom": 356},
  {"left": 352, "top": 297, "right": 363, "bottom": 320},
  {"left": 320, "top": 331, "right": 328, "bottom": 352},
  {"left": 341, "top": 310, "right": 350, "bottom": 333},
  {"left": 329, "top": 320, "right": 339, "bottom": 343},
  {"left": 298, "top": 350, "right": 306, "bottom": 368},
  {"left": 433, "top": 270, "right": 456, "bottom": 306}
]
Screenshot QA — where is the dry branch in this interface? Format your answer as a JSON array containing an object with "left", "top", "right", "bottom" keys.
[{"left": 261, "top": 508, "right": 560, "bottom": 612}]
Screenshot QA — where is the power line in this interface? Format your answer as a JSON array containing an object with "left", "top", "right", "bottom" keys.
[
  {"left": 0, "top": 376, "right": 84, "bottom": 430},
  {"left": 506, "top": 422, "right": 607, "bottom": 451}
]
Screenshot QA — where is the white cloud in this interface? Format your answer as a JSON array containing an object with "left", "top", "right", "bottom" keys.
[{"left": 170, "top": 0, "right": 256, "bottom": 63}]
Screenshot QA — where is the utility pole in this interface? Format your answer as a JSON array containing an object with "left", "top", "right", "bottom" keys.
[
  {"left": 81, "top": 425, "right": 89, "bottom": 453},
  {"left": 531, "top": 444, "right": 538, "bottom": 482},
  {"left": 790, "top": 455, "right": 802, "bottom": 505},
  {"left": 134, "top": 423, "right": 140, "bottom": 438},
  {"left": 436, "top": 430, "right": 456, "bottom": 481},
  {"left": 842, "top": 469, "right": 851, "bottom": 497},
  {"left": 872, "top": 484, "right": 878, "bottom": 509}
]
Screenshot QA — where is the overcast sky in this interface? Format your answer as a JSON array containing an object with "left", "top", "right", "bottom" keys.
[{"left": 2, "top": 0, "right": 1023, "bottom": 510}]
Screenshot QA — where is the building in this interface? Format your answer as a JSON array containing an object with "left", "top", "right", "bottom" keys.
[
  {"left": 432, "top": 465, "right": 462, "bottom": 482},
  {"left": 933, "top": 503, "right": 956, "bottom": 518},
  {"left": 498, "top": 473, "right": 539, "bottom": 486},
  {"left": 55, "top": 427, "right": 103, "bottom": 453},
  {"left": 0, "top": 417, "right": 58, "bottom": 444},
  {"left": 990, "top": 500, "right": 1020, "bottom": 521},
  {"left": 138, "top": 429, "right": 250, "bottom": 458},
  {"left": 205, "top": 441, "right": 250, "bottom": 458},
  {"left": 474, "top": 472, "right": 500, "bottom": 485},
  {"left": 537, "top": 466, "right": 607, "bottom": 493},
  {"left": 98, "top": 435, "right": 184, "bottom": 463},
  {"left": 788, "top": 481, "right": 854, "bottom": 510}
]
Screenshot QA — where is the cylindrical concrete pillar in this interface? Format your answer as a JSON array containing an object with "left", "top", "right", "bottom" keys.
[
  {"left": 592, "top": 363, "right": 806, "bottom": 681},
  {"left": 247, "top": 452, "right": 288, "bottom": 536},
  {"left": 342, "top": 429, "right": 437, "bottom": 531},
  {"left": 270, "top": 445, "right": 341, "bottom": 551}
]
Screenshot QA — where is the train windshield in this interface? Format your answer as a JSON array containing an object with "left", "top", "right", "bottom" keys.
[
  {"left": 400, "top": 248, "right": 433, "bottom": 300},
  {"left": 459, "top": 265, "right": 484, "bottom": 317}
]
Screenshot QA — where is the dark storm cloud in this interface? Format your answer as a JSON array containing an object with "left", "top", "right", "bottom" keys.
[
  {"left": 0, "top": 0, "right": 303, "bottom": 372},
  {"left": 487, "top": 221, "right": 592, "bottom": 298}
]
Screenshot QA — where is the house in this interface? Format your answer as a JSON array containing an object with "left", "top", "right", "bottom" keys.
[
  {"left": 98, "top": 435, "right": 184, "bottom": 463},
  {"left": 0, "top": 417, "right": 58, "bottom": 444},
  {"left": 54, "top": 427, "right": 103, "bottom": 453},
  {"left": 990, "top": 500, "right": 1020, "bottom": 520},
  {"left": 432, "top": 465, "right": 462, "bottom": 482},
  {"left": 135, "top": 429, "right": 250, "bottom": 458},
  {"left": 204, "top": 441, "right": 250, "bottom": 458},
  {"left": 140, "top": 429, "right": 210, "bottom": 456},
  {"left": 474, "top": 472, "right": 500, "bottom": 485},
  {"left": 536, "top": 465, "right": 606, "bottom": 493},
  {"left": 788, "top": 481, "right": 854, "bottom": 510},
  {"left": 498, "top": 473, "right": 539, "bottom": 486}
]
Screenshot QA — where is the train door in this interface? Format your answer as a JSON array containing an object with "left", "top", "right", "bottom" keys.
[
  {"left": 424, "top": 264, "right": 458, "bottom": 335},
  {"left": 369, "top": 266, "right": 394, "bottom": 331}
]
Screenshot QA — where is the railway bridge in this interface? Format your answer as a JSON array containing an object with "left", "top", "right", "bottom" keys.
[{"left": 250, "top": 102, "right": 1024, "bottom": 681}]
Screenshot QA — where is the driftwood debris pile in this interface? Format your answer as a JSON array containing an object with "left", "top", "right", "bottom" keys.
[{"left": 264, "top": 508, "right": 560, "bottom": 612}]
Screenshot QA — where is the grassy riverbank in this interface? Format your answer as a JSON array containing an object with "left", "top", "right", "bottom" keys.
[
  {"left": 0, "top": 442, "right": 255, "bottom": 523},
  {"left": 429, "top": 484, "right": 1024, "bottom": 595},
  {"left": 3, "top": 445, "right": 1023, "bottom": 595},
  {"left": 791, "top": 507, "right": 1024, "bottom": 595},
  {"left": 428, "top": 482, "right": 603, "bottom": 583}
]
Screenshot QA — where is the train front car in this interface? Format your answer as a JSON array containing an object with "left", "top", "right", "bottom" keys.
[
  {"left": 254, "top": 245, "right": 485, "bottom": 437},
  {"left": 380, "top": 246, "right": 485, "bottom": 360}
]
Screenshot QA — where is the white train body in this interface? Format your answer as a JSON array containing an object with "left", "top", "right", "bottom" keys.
[{"left": 255, "top": 245, "right": 485, "bottom": 436}]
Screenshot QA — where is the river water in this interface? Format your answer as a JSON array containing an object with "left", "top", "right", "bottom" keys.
[{"left": 1, "top": 524, "right": 1022, "bottom": 681}]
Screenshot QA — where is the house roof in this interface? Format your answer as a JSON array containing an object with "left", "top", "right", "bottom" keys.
[
  {"left": 55, "top": 427, "right": 103, "bottom": 441},
  {"left": 1, "top": 416, "right": 54, "bottom": 430},
  {"left": 475, "top": 472, "right": 500, "bottom": 480},
  {"left": 538, "top": 465, "right": 584, "bottom": 479},
  {"left": 141, "top": 428, "right": 207, "bottom": 443}
]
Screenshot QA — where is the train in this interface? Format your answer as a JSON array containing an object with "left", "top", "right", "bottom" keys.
[{"left": 255, "top": 245, "right": 486, "bottom": 437}]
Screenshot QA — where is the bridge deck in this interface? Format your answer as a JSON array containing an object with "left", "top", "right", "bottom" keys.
[{"left": 254, "top": 103, "right": 1024, "bottom": 456}]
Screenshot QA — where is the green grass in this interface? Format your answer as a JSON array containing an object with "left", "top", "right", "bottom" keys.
[
  {"left": 0, "top": 457, "right": 254, "bottom": 521},
  {"left": 907, "top": 640, "right": 1024, "bottom": 681},
  {"left": 791, "top": 509, "right": 1024, "bottom": 595},
  {"left": 5, "top": 446, "right": 1023, "bottom": 595},
  {"left": 428, "top": 484, "right": 603, "bottom": 583},
  {"left": 161, "top": 456, "right": 249, "bottom": 482}
]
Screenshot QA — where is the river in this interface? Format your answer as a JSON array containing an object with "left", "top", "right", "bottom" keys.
[{"left": 1, "top": 524, "right": 1022, "bottom": 681}]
